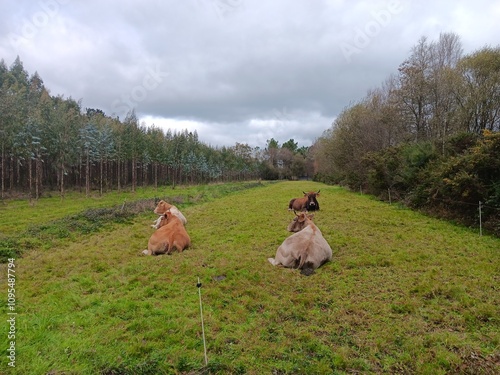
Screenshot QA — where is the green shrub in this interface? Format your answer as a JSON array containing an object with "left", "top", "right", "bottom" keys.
[{"left": 0, "top": 238, "right": 20, "bottom": 262}]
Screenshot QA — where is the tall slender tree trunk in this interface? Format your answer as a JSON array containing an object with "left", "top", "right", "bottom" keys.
[
  {"left": 124, "top": 160, "right": 128, "bottom": 189},
  {"left": 78, "top": 155, "right": 83, "bottom": 193},
  {"left": 131, "top": 157, "right": 136, "bottom": 192},
  {"left": 154, "top": 162, "right": 158, "bottom": 190},
  {"left": 100, "top": 158, "right": 103, "bottom": 196},
  {"left": 9, "top": 156, "right": 15, "bottom": 191},
  {"left": 60, "top": 162, "right": 65, "bottom": 199},
  {"left": 172, "top": 165, "right": 177, "bottom": 189},
  {"left": 28, "top": 158, "right": 33, "bottom": 204},
  {"left": 105, "top": 159, "right": 109, "bottom": 192},
  {"left": 117, "top": 158, "right": 121, "bottom": 191},
  {"left": 35, "top": 157, "right": 41, "bottom": 200},
  {"left": 85, "top": 152, "right": 90, "bottom": 197}
]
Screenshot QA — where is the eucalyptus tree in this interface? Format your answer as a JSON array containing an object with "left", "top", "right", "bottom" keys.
[
  {"left": 167, "top": 130, "right": 189, "bottom": 188},
  {"left": 220, "top": 146, "right": 243, "bottom": 181},
  {"left": 45, "top": 96, "right": 81, "bottom": 197},
  {"left": 145, "top": 125, "right": 166, "bottom": 189},
  {"left": 9, "top": 56, "right": 29, "bottom": 88},
  {"left": 3, "top": 75, "right": 30, "bottom": 190},
  {"left": 195, "top": 151, "right": 211, "bottom": 183},
  {"left": 85, "top": 109, "right": 115, "bottom": 194},
  {"left": 110, "top": 118, "right": 126, "bottom": 190},
  {"left": 12, "top": 118, "right": 45, "bottom": 200},
  {"left": 96, "top": 124, "right": 115, "bottom": 195},
  {"left": 27, "top": 72, "right": 44, "bottom": 109},
  {"left": 0, "top": 67, "right": 17, "bottom": 197},
  {"left": 203, "top": 146, "right": 223, "bottom": 182},
  {"left": 79, "top": 122, "right": 99, "bottom": 196},
  {"left": 183, "top": 150, "right": 197, "bottom": 184},
  {"left": 121, "top": 110, "right": 143, "bottom": 191},
  {"left": 140, "top": 142, "right": 151, "bottom": 187}
]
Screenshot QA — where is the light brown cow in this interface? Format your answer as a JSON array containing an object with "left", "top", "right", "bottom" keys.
[
  {"left": 142, "top": 210, "right": 191, "bottom": 255},
  {"left": 268, "top": 212, "right": 332, "bottom": 275},
  {"left": 151, "top": 200, "right": 187, "bottom": 228}
]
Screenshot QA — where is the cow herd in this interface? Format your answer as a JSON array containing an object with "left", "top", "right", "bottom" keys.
[{"left": 142, "top": 190, "right": 332, "bottom": 276}]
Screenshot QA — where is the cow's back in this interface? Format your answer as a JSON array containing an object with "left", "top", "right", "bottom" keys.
[
  {"left": 167, "top": 220, "right": 191, "bottom": 252},
  {"left": 289, "top": 197, "right": 307, "bottom": 211},
  {"left": 146, "top": 215, "right": 190, "bottom": 255},
  {"left": 269, "top": 223, "right": 332, "bottom": 274}
]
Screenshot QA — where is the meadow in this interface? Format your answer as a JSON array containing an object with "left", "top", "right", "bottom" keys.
[{"left": 1, "top": 181, "right": 499, "bottom": 374}]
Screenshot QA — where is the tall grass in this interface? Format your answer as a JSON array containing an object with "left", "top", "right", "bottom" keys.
[{"left": 1, "top": 181, "right": 499, "bottom": 374}]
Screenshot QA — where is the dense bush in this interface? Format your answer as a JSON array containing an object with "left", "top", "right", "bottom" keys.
[
  {"left": 363, "top": 131, "right": 500, "bottom": 235},
  {"left": 364, "top": 142, "right": 437, "bottom": 200},
  {"left": 416, "top": 131, "right": 500, "bottom": 233}
]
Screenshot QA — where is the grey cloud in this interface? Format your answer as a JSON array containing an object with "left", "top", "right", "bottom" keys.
[{"left": 1, "top": 0, "right": 499, "bottom": 148}]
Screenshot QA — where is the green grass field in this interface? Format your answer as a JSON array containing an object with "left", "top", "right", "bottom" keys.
[{"left": 1, "top": 181, "right": 499, "bottom": 374}]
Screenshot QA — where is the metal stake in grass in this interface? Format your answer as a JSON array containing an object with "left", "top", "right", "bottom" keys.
[{"left": 197, "top": 277, "right": 208, "bottom": 366}]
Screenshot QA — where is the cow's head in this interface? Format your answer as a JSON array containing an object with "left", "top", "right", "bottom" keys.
[
  {"left": 287, "top": 212, "right": 314, "bottom": 232},
  {"left": 154, "top": 200, "right": 173, "bottom": 215},
  {"left": 303, "top": 190, "right": 320, "bottom": 211},
  {"left": 156, "top": 212, "right": 169, "bottom": 228},
  {"left": 156, "top": 210, "right": 175, "bottom": 228}
]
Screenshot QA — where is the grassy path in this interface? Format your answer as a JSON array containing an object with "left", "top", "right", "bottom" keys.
[{"left": 1, "top": 181, "right": 499, "bottom": 374}]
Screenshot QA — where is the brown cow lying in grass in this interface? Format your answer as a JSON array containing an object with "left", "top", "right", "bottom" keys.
[
  {"left": 288, "top": 190, "right": 320, "bottom": 212},
  {"left": 268, "top": 212, "right": 332, "bottom": 275},
  {"left": 142, "top": 210, "right": 191, "bottom": 256},
  {"left": 151, "top": 200, "right": 187, "bottom": 228}
]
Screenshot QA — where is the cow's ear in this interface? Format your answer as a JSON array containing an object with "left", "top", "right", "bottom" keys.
[
  {"left": 307, "top": 214, "right": 314, "bottom": 220},
  {"left": 303, "top": 191, "right": 307, "bottom": 196},
  {"left": 316, "top": 190, "right": 320, "bottom": 196}
]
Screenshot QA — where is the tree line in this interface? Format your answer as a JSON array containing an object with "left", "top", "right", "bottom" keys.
[
  {"left": 0, "top": 57, "right": 312, "bottom": 200},
  {"left": 312, "top": 33, "right": 500, "bottom": 235}
]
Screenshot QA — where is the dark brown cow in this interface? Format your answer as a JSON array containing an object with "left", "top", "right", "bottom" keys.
[
  {"left": 268, "top": 212, "right": 332, "bottom": 275},
  {"left": 142, "top": 210, "right": 191, "bottom": 256},
  {"left": 288, "top": 190, "right": 320, "bottom": 211}
]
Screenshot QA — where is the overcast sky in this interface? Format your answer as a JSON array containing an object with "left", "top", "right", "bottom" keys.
[{"left": 1, "top": 1, "right": 499, "bottom": 149}]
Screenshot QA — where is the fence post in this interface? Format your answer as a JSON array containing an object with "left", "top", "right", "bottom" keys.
[{"left": 197, "top": 277, "right": 208, "bottom": 366}]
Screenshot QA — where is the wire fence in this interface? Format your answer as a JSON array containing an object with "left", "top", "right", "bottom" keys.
[{"left": 381, "top": 187, "right": 500, "bottom": 237}]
